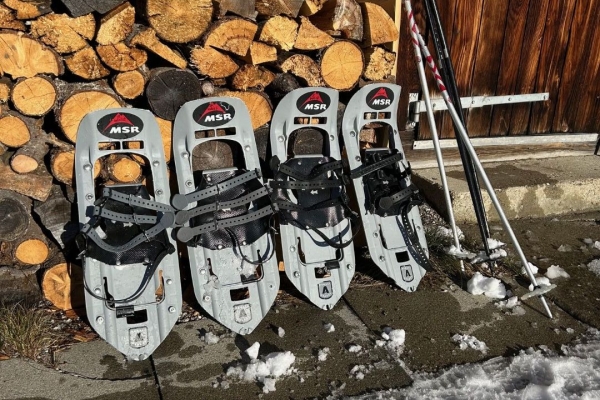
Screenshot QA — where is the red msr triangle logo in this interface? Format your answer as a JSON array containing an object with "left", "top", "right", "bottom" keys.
[
  {"left": 199, "top": 102, "right": 226, "bottom": 120},
  {"left": 104, "top": 113, "right": 134, "bottom": 131},
  {"left": 370, "top": 88, "right": 389, "bottom": 101},
  {"left": 301, "top": 92, "right": 324, "bottom": 106}
]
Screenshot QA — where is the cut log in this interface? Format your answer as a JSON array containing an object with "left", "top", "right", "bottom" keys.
[
  {"left": 0, "top": 31, "right": 63, "bottom": 78},
  {"left": 97, "top": 42, "right": 148, "bottom": 72},
  {"left": 0, "top": 189, "right": 30, "bottom": 242},
  {"left": 106, "top": 154, "right": 142, "bottom": 183},
  {"left": 0, "top": 112, "right": 38, "bottom": 148},
  {"left": 0, "top": 4, "right": 26, "bottom": 30},
  {"left": 311, "top": 0, "right": 363, "bottom": 41},
  {"left": 2, "top": 214, "right": 51, "bottom": 267},
  {"left": 255, "top": 0, "right": 304, "bottom": 17},
  {"left": 320, "top": 40, "right": 364, "bottom": 90},
  {"left": 112, "top": 69, "right": 146, "bottom": 99},
  {"left": 58, "top": 0, "right": 126, "bottom": 18},
  {"left": 146, "top": 68, "right": 203, "bottom": 121},
  {"left": 50, "top": 149, "right": 102, "bottom": 185},
  {"left": 11, "top": 76, "right": 57, "bottom": 117},
  {"left": 10, "top": 130, "right": 49, "bottom": 174},
  {"left": 33, "top": 185, "right": 78, "bottom": 248},
  {"left": 361, "top": 2, "right": 399, "bottom": 46},
  {"left": 42, "top": 262, "right": 84, "bottom": 311},
  {"left": 0, "top": 161, "right": 53, "bottom": 201},
  {"left": 215, "top": 0, "right": 257, "bottom": 19},
  {"left": 0, "top": 77, "right": 12, "bottom": 104},
  {"left": 294, "top": 16, "right": 334, "bottom": 50},
  {"left": 363, "top": 47, "right": 396, "bottom": 81},
  {"left": 156, "top": 117, "right": 173, "bottom": 162},
  {"left": 96, "top": 2, "right": 135, "bottom": 45},
  {"left": 300, "top": 0, "right": 328, "bottom": 16},
  {"left": 55, "top": 81, "right": 124, "bottom": 143},
  {"left": 190, "top": 46, "right": 240, "bottom": 79},
  {"left": 241, "top": 41, "right": 278, "bottom": 65},
  {"left": 231, "top": 65, "right": 276, "bottom": 90},
  {"left": 30, "top": 13, "right": 96, "bottom": 54},
  {"left": 258, "top": 16, "right": 299, "bottom": 51},
  {"left": 220, "top": 90, "right": 272, "bottom": 129},
  {"left": 280, "top": 53, "right": 325, "bottom": 86},
  {"left": 65, "top": 46, "right": 111, "bottom": 80},
  {"left": 265, "top": 72, "right": 301, "bottom": 102},
  {"left": 146, "top": 0, "right": 213, "bottom": 43},
  {"left": 129, "top": 26, "right": 187, "bottom": 69},
  {"left": 204, "top": 18, "right": 258, "bottom": 57},
  {"left": 4, "top": 0, "right": 52, "bottom": 20}
]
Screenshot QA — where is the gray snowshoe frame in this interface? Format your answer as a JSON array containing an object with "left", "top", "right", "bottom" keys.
[
  {"left": 342, "top": 83, "right": 429, "bottom": 292},
  {"left": 270, "top": 87, "right": 356, "bottom": 310},
  {"left": 75, "top": 108, "right": 181, "bottom": 361},
  {"left": 172, "top": 97, "right": 279, "bottom": 335}
]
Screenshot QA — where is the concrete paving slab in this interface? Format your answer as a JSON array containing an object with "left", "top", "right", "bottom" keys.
[
  {"left": 413, "top": 156, "right": 600, "bottom": 223},
  {"left": 0, "top": 358, "right": 159, "bottom": 400},
  {"left": 153, "top": 300, "right": 411, "bottom": 399}
]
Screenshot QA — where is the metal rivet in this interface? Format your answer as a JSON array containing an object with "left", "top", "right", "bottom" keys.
[
  {"left": 155, "top": 189, "right": 163, "bottom": 196},
  {"left": 166, "top": 279, "right": 173, "bottom": 285},
  {"left": 83, "top": 164, "right": 92, "bottom": 171},
  {"left": 116, "top": 260, "right": 121, "bottom": 266},
  {"left": 152, "top": 161, "right": 159, "bottom": 167},
  {"left": 182, "top": 152, "right": 189, "bottom": 159},
  {"left": 85, "top": 194, "right": 94, "bottom": 201},
  {"left": 94, "top": 287, "right": 101, "bottom": 295},
  {"left": 347, "top": 264, "right": 352, "bottom": 270},
  {"left": 185, "top": 180, "right": 193, "bottom": 187},
  {"left": 244, "top": 145, "right": 251, "bottom": 151},
  {"left": 293, "top": 271, "right": 300, "bottom": 278},
  {"left": 241, "top": 240, "right": 247, "bottom": 246},
  {"left": 290, "top": 246, "right": 296, "bottom": 253},
  {"left": 325, "top": 222, "right": 330, "bottom": 227},
  {"left": 168, "top": 306, "right": 176, "bottom": 313},
  {"left": 200, "top": 269, "right": 206, "bottom": 275},
  {"left": 329, "top": 135, "right": 335, "bottom": 141},
  {"left": 217, "top": 244, "right": 223, "bottom": 250},
  {"left": 96, "top": 316, "right": 104, "bottom": 324},
  {"left": 373, "top": 232, "right": 379, "bottom": 238},
  {"left": 379, "top": 256, "right": 385, "bottom": 262},
  {"left": 144, "top": 257, "right": 150, "bottom": 263},
  {"left": 269, "top": 284, "right": 274, "bottom": 289},
  {"left": 206, "top": 176, "right": 212, "bottom": 182},
  {"left": 278, "top": 136, "right": 284, "bottom": 142},
  {"left": 355, "top": 156, "right": 361, "bottom": 162},
  {"left": 350, "top": 131, "right": 356, "bottom": 137},
  {"left": 138, "top": 354, "right": 145, "bottom": 361},
  {"left": 203, "top": 295, "right": 211, "bottom": 302}
]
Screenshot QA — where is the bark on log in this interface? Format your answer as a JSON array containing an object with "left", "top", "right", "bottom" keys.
[
  {"left": 0, "top": 4, "right": 26, "bottom": 30},
  {"left": 10, "top": 129, "right": 49, "bottom": 174},
  {"left": 363, "top": 47, "right": 396, "bottom": 81},
  {"left": 279, "top": 53, "right": 325, "bottom": 87},
  {"left": 241, "top": 41, "right": 278, "bottom": 65},
  {"left": 145, "top": 0, "right": 213, "bottom": 43},
  {"left": 255, "top": 0, "right": 304, "bottom": 17},
  {"left": 0, "top": 31, "right": 63, "bottom": 78},
  {"left": 58, "top": 0, "right": 126, "bottom": 18},
  {"left": 42, "top": 262, "right": 84, "bottom": 311},
  {"left": 265, "top": 72, "right": 301, "bottom": 103},
  {"left": 129, "top": 26, "right": 187, "bottom": 69},
  {"left": 361, "top": 2, "right": 399, "bottom": 47},
  {"left": 11, "top": 76, "right": 57, "bottom": 116},
  {"left": 146, "top": 68, "right": 203, "bottom": 121},
  {"left": 258, "top": 16, "right": 298, "bottom": 51},
  {"left": 96, "top": 2, "right": 135, "bottom": 45},
  {"left": 231, "top": 65, "right": 276, "bottom": 91},
  {"left": 0, "top": 77, "right": 11, "bottom": 104},
  {"left": 204, "top": 18, "right": 258, "bottom": 57},
  {"left": 0, "top": 161, "right": 53, "bottom": 201},
  {"left": 97, "top": 42, "right": 148, "bottom": 72},
  {"left": 0, "top": 111, "right": 42, "bottom": 148},
  {"left": 294, "top": 16, "right": 334, "bottom": 50},
  {"left": 0, "top": 189, "right": 30, "bottom": 242},
  {"left": 300, "top": 0, "right": 328, "bottom": 16},
  {"left": 33, "top": 185, "right": 78, "bottom": 248},
  {"left": 320, "top": 40, "right": 364, "bottom": 90},
  {"left": 220, "top": 90, "right": 272, "bottom": 129},
  {"left": 215, "top": 0, "right": 257, "bottom": 19},
  {"left": 310, "top": 0, "right": 363, "bottom": 41},
  {"left": 4, "top": 0, "right": 52, "bottom": 20},
  {"left": 30, "top": 13, "right": 96, "bottom": 54},
  {"left": 190, "top": 46, "right": 240, "bottom": 79},
  {"left": 112, "top": 69, "right": 146, "bottom": 99},
  {"left": 0, "top": 210, "right": 51, "bottom": 267}
]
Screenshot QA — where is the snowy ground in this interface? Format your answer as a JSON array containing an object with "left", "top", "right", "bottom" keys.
[{"left": 351, "top": 328, "right": 600, "bottom": 400}]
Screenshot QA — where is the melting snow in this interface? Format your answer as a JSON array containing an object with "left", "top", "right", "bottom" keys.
[
  {"left": 588, "top": 259, "right": 600, "bottom": 277},
  {"left": 246, "top": 342, "right": 260, "bottom": 360},
  {"left": 451, "top": 334, "right": 488, "bottom": 354},
  {"left": 487, "top": 238, "right": 505, "bottom": 250},
  {"left": 546, "top": 265, "right": 570, "bottom": 279},
  {"left": 444, "top": 245, "right": 475, "bottom": 259},
  {"left": 521, "top": 262, "right": 539, "bottom": 276},
  {"left": 318, "top": 347, "right": 330, "bottom": 362},
  {"left": 323, "top": 322, "right": 335, "bottom": 333},
  {"left": 467, "top": 272, "right": 506, "bottom": 299},
  {"left": 277, "top": 327, "right": 285, "bottom": 338},
  {"left": 558, "top": 244, "right": 573, "bottom": 252},
  {"left": 529, "top": 276, "right": 552, "bottom": 291},
  {"left": 203, "top": 331, "right": 220, "bottom": 345},
  {"left": 347, "top": 344, "right": 362, "bottom": 353},
  {"left": 435, "top": 226, "right": 465, "bottom": 240}
]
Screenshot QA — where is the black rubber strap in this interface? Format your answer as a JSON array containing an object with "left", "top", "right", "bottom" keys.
[
  {"left": 103, "top": 188, "right": 175, "bottom": 213},
  {"left": 81, "top": 213, "right": 175, "bottom": 254},
  {"left": 398, "top": 198, "right": 432, "bottom": 271},
  {"left": 278, "top": 160, "right": 344, "bottom": 182},
  {"left": 93, "top": 206, "right": 158, "bottom": 225},
  {"left": 350, "top": 153, "right": 404, "bottom": 179},
  {"left": 378, "top": 186, "right": 416, "bottom": 211},
  {"left": 270, "top": 179, "right": 342, "bottom": 190},
  {"left": 177, "top": 205, "right": 276, "bottom": 243},
  {"left": 288, "top": 216, "right": 361, "bottom": 250},
  {"left": 274, "top": 197, "right": 344, "bottom": 212}
]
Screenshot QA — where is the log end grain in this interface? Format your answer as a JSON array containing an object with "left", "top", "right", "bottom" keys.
[
  {"left": 190, "top": 46, "right": 240, "bottom": 79},
  {"left": 96, "top": 2, "right": 135, "bottom": 45},
  {"left": 12, "top": 76, "right": 57, "bottom": 116},
  {"left": 0, "top": 31, "right": 63, "bottom": 78},
  {"left": 204, "top": 18, "right": 258, "bottom": 57},
  {"left": 320, "top": 40, "right": 364, "bottom": 90},
  {"left": 259, "top": 16, "right": 298, "bottom": 51},
  {"left": 146, "top": 0, "right": 213, "bottom": 43},
  {"left": 15, "top": 238, "right": 49, "bottom": 265}
]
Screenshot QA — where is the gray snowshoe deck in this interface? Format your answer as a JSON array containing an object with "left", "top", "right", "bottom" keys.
[
  {"left": 75, "top": 108, "right": 181, "bottom": 361},
  {"left": 342, "top": 84, "right": 429, "bottom": 292},
  {"left": 172, "top": 97, "right": 279, "bottom": 335},
  {"left": 270, "top": 88, "right": 356, "bottom": 310}
]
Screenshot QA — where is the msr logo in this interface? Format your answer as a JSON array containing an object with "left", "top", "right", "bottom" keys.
[
  {"left": 97, "top": 112, "right": 144, "bottom": 139},
  {"left": 366, "top": 87, "right": 395, "bottom": 110},
  {"left": 193, "top": 101, "right": 235, "bottom": 127},
  {"left": 296, "top": 91, "right": 331, "bottom": 115}
]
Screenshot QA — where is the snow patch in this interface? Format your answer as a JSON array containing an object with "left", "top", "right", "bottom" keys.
[
  {"left": 467, "top": 272, "right": 506, "bottom": 299},
  {"left": 347, "top": 344, "right": 362, "bottom": 353},
  {"left": 323, "top": 322, "right": 335, "bottom": 333},
  {"left": 496, "top": 296, "right": 519, "bottom": 309},
  {"left": 444, "top": 245, "right": 475, "bottom": 259},
  {"left": 595, "top": 241, "right": 600, "bottom": 251},
  {"left": 245, "top": 342, "right": 260, "bottom": 360},
  {"left": 487, "top": 238, "right": 505, "bottom": 250},
  {"left": 317, "top": 347, "right": 330, "bottom": 362},
  {"left": 528, "top": 276, "right": 552, "bottom": 291},
  {"left": 436, "top": 226, "right": 464, "bottom": 240},
  {"left": 588, "top": 259, "right": 600, "bottom": 277},
  {"left": 546, "top": 265, "right": 570, "bottom": 279},
  {"left": 558, "top": 244, "right": 573, "bottom": 252},
  {"left": 521, "top": 262, "right": 539, "bottom": 276},
  {"left": 451, "top": 334, "right": 488, "bottom": 354},
  {"left": 277, "top": 327, "right": 285, "bottom": 338},
  {"left": 203, "top": 331, "right": 220, "bottom": 345}
]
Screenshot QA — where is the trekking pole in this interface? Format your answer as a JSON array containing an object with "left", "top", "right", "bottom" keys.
[
  {"left": 403, "top": 0, "right": 553, "bottom": 319},
  {"left": 421, "top": 0, "right": 495, "bottom": 271},
  {"left": 409, "top": 24, "right": 465, "bottom": 272}
]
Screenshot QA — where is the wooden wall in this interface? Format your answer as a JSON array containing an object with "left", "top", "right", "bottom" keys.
[{"left": 395, "top": 0, "right": 600, "bottom": 139}]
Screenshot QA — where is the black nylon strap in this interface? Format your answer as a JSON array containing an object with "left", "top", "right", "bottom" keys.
[
  {"left": 398, "top": 198, "right": 432, "bottom": 271},
  {"left": 103, "top": 188, "right": 175, "bottom": 213},
  {"left": 93, "top": 206, "right": 158, "bottom": 225},
  {"left": 278, "top": 160, "right": 344, "bottom": 182},
  {"left": 350, "top": 153, "right": 404, "bottom": 179},
  {"left": 270, "top": 179, "right": 342, "bottom": 190},
  {"left": 274, "top": 197, "right": 344, "bottom": 212},
  {"left": 378, "top": 185, "right": 417, "bottom": 211}
]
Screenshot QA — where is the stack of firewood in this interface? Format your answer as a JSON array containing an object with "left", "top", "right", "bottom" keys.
[{"left": 0, "top": 0, "right": 399, "bottom": 308}]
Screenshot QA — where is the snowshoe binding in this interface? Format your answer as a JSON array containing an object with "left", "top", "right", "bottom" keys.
[
  {"left": 270, "top": 88, "right": 358, "bottom": 310},
  {"left": 172, "top": 97, "right": 279, "bottom": 335},
  {"left": 342, "top": 84, "right": 429, "bottom": 292},
  {"left": 75, "top": 109, "right": 181, "bottom": 360}
]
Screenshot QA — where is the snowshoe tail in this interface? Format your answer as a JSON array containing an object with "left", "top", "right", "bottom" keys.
[
  {"left": 341, "top": 84, "right": 429, "bottom": 292},
  {"left": 270, "top": 88, "right": 357, "bottom": 310},
  {"left": 172, "top": 97, "right": 279, "bottom": 335},
  {"left": 75, "top": 109, "right": 181, "bottom": 361}
]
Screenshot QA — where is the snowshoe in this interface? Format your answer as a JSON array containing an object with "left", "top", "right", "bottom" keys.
[
  {"left": 172, "top": 97, "right": 279, "bottom": 335},
  {"left": 270, "top": 88, "right": 358, "bottom": 310},
  {"left": 75, "top": 109, "right": 181, "bottom": 360},
  {"left": 341, "top": 84, "right": 429, "bottom": 292}
]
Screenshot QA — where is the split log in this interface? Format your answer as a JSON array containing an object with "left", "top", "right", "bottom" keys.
[
  {"left": 0, "top": 111, "right": 42, "bottom": 148},
  {"left": 320, "top": 40, "right": 364, "bottom": 90},
  {"left": 0, "top": 31, "right": 63, "bottom": 78},
  {"left": 265, "top": 72, "right": 301, "bottom": 102},
  {"left": 255, "top": 0, "right": 304, "bottom": 17},
  {"left": 96, "top": 2, "right": 135, "bottom": 45},
  {"left": 259, "top": 16, "right": 298, "bottom": 51},
  {"left": 279, "top": 53, "right": 325, "bottom": 87},
  {"left": 0, "top": 4, "right": 26, "bottom": 30},
  {"left": 10, "top": 129, "right": 49, "bottom": 174},
  {"left": 311, "top": 0, "right": 363, "bottom": 41},
  {"left": 294, "top": 16, "right": 334, "bottom": 50},
  {"left": 11, "top": 76, "right": 57, "bottom": 116},
  {"left": 129, "top": 26, "right": 187, "bottom": 69},
  {"left": 58, "top": 0, "right": 126, "bottom": 18},
  {"left": 41, "top": 262, "right": 84, "bottom": 311},
  {"left": 215, "top": 0, "right": 257, "bottom": 19},
  {"left": 55, "top": 81, "right": 124, "bottom": 143},
  {"left": 106, "top": 154, "right": 142, "bottom": 183},
  {"left": 30, "top": 13, "right": 96, "bottom": 54},
  {"left": 0, "top": 161, "right": 53, "bottom": 201},
  {"left": 361, "top": 2, "right": 399, "bottom": 47},
  {"left": 204, "top": 18, "right": 258, "bottom": 57},
  {"left": 50, "top": 149, "right": 102, "bottom": 185},
  {"left": 146, "top": 68, "right": 203, "bottom": 121},
  {"left": 363, "top": 47, "right": 396, "bottom": 81},
  {"left": 33, "top": 185, "right": 78, "bottom": 248},
  {"left": 65, "top": 46, "right": 111, "bottom": 80},
  {"left": 145, "top": 0, "right": 213, "bottom": 43},
  {"left": 112, "top": 69, "right": 146, "bottom": 99},
  {"left": 97, "top": 42, "right": 148, "bottom": 72},
  {"left": 241, "top": 41, "right": 278, "bottom": 65},
  {"left": 0, "top": 189, "right": 30, "bottom": 242},
  {"left": 190, "top": 46, "right": 240, "bottom": 79},
  {"left": 220, "top": 90, "right": 272, "bottom": 130},
  {"left": 4, "top": 0, "right": 52, "bottom": 20},
  {"left": 231, "top": 65, "right": 276, "bottom": 90},
  {"left": 300, "top": 0, "right": 328, "bottom": 16}
]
